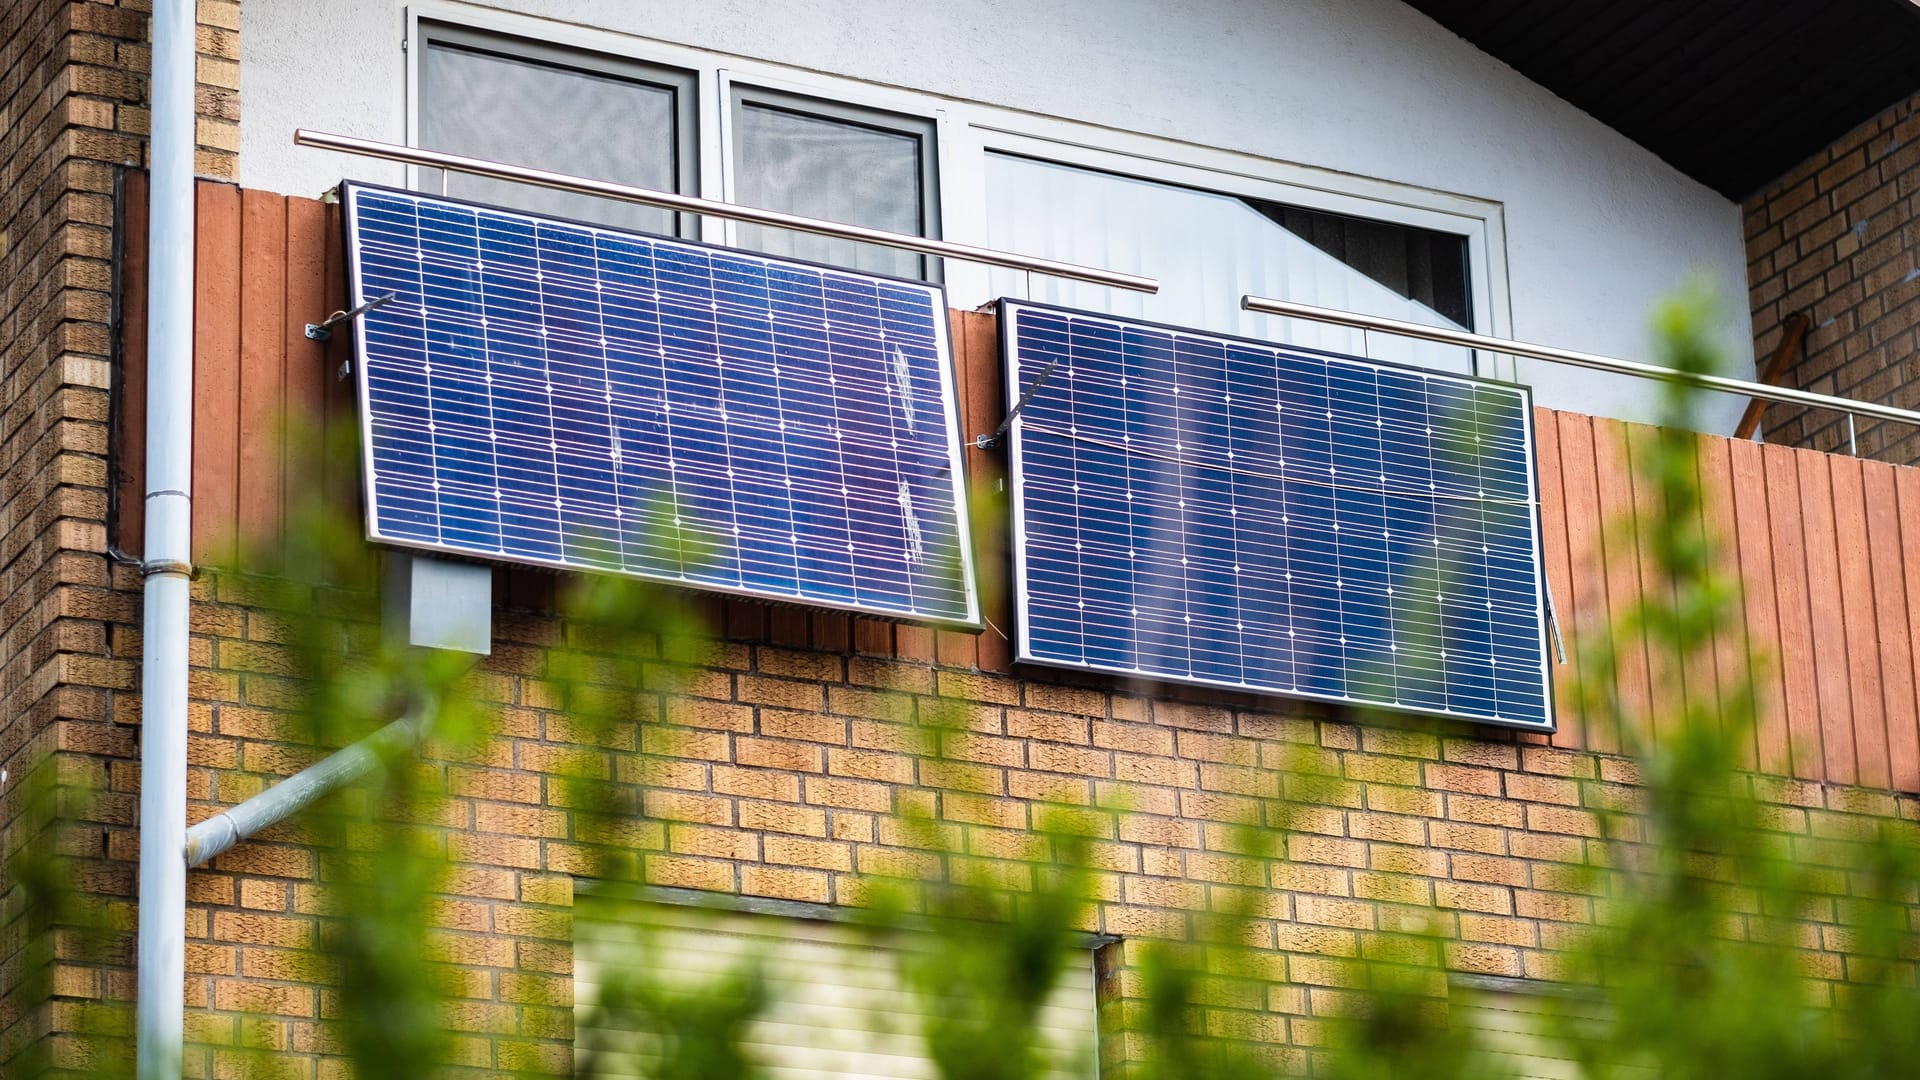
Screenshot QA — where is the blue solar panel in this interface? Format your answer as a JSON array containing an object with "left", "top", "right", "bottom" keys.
[
  {"left": 1002, "top": 301, "right": 1551, "bottom": 730},
  {"left": 342, "top": 184, "right": 978, "bottom": 625}
]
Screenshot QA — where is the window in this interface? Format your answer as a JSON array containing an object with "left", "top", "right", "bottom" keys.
[
  {"left": 982, "top": 152, "right": 1482, "bottom": 374},
  {"left": 406, "top": 17, "right": 1503, "bottom": 345},
  {"left": 416, "top": 25, "right": 697, "bottom": 236},
  {"left": 575, "top": 901, "right": 1098, "bottom": 1079},
  {"left": 728, "top": 87, "right": 941, "bottom": 280},
  {"left": 1450, "top": 976, "right": 1609, "bottom": 1080}
]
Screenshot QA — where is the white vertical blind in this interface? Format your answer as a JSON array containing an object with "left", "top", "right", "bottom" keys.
[
  {"left": 576, "top": 904, "right": 1099, "bottom": 1080},
  {"left": 983, "top": 153, "right": 1477, "bottom": 374}
]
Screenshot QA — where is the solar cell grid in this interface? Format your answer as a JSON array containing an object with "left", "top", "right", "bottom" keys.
[
  {"left": 344, "top": 184, "right": 978, "bottom": 625},
  {"left": 1003, "top": 300, "right": 1551, "bottom": 730}
]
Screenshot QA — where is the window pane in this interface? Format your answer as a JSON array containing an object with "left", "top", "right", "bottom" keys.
[
  {"left": 984, "top": 153, "right": 1476, "bottom": 373},
  {"left": 421, "top": 42, "right": 681, "bottom": 235},
  {"left": 732, "top": 100, "right": 929, "bottom": 279}
]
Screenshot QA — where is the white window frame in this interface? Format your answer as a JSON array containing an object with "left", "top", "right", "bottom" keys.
[
  {"left": 716, "top": 67, "right": 951, "bottom": 278},
  {"left": 941, "top": 121, "right": 1514, "bottom": 377},
  {"left": 400, "top": 3, "right": 1513, "bottom": 373}
]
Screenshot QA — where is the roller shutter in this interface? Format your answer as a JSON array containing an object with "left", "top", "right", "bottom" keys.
[
  {"left": 1451, "top": 980, "right": 1609, "bottom": 1080},
  {"left": 576, "top": 903, "right": 1099, "bottom": 1080}
]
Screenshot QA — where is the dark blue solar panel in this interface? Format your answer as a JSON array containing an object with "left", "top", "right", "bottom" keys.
[
  {"left": 343, "top": 184, "right": 978, "bottom": 625},
  {"left": 1003, "top": 301, "right": 1551, "bottom": 730}
]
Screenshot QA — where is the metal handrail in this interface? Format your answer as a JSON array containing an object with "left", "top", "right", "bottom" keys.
[
  {"left": 1241, "top": 295, "right": 1920, "bottom": 432},
  {"left": 295, "top": 129, "right": 1159, "bottom": 295}
]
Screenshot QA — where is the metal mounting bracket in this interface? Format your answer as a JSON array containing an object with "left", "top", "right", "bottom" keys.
[
  {"left": 305, "top": 291, "right": 396, "bottom": 342},
  {"left": 974, "top": 357, "right": 1060, "bottom": 451}
]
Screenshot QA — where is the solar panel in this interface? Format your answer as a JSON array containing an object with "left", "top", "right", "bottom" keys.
[
  {"left": 342, "top": 183, "right": 978, "bottom": 625},
  {"left": 1002, "top": 300, "right": 1551, "bottom": 730}
]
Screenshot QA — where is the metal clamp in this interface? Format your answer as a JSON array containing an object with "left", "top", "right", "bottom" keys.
[
  {"left": 305, "top": 291, "right": 397, "bottom": 342},
  {"left": 974, "top": 358, "right": 1061, "bottom": 450},
  {"left": 140, "top": 558, "right": 194, "bottom": 579}
]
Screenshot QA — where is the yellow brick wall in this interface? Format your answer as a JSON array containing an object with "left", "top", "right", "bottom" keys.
[{"left": 170, "top": 576, "right": 1920, "bottom": 1076}]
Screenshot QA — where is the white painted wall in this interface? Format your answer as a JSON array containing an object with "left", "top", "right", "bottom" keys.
[{"left": 238, "top": 0, "right": 1755, "bottom": 428}]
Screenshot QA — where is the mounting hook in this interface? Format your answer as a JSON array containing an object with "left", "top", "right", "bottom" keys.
[
  {"left": 974, "top": 357, "right": 1061, "bottom": 450},
  {"left": 305, "top": 291, "right": 396, "bottom": 342}
]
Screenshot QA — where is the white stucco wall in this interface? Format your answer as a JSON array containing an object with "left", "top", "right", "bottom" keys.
[{"left": 238, "top": 0, "right": 1755, "bottom": 428}]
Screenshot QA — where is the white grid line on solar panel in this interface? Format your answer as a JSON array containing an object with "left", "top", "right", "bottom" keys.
[
  {"left": 350, "top": 187, "right": 971, "bottom": 621},
  {"left": 1016, "top": 592, "right": 1533, "bottom": 695},
  {"left": 368, "top": 265, "right": 960, "bottom": 599},
  {"left": 1018, "top": 347, "right": 1529, "bottom": 563},
  {"left": 357, "top": 241, "right": 951, "bottom": 459},
  {"left": 357, "top": 199, "right": 948, "bottom": 366},
  {"left": 1006, "top": 303, "right": 1545, "bottom": 726},
  {"left": 355, "top": 343, "right": 953, "bottom": 476},
  {"left": 363, "top": 387, "right": 963, "bottom": 574},
  {"left": 1014, "top": 514, "right": 1537, "bottom": 632},
  {"left": 1022, "top": 331, "right": 1532, "bottom": 459},
  {"left": 1009, "top": 611, "right": 1536, "bottom": 712},
  {"left": 369, "top": 480, "right": 968, "bottom": 581},
  {"left": 1016, "top": 579, "right": 1534, "bottom": 662},
  {"left": 1015, "top": 606, "right": 1529, "bottom": 712},
  {"left": 1012, "top": 455, "right": 1536, "bottom": 574},
  {"left": 369, "top": 424, "right": 959, "bottom": 550},
  {"left": 1017, "top": 422, "right": 1529, "bottom": 506},
  {"left": 361, "top": 230, "right": 943, "bottom": 379}
]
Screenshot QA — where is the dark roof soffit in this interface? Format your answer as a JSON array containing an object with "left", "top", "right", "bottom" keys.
[{"left": 1401, "top": 0, "right": 1920, "bottom": 200}]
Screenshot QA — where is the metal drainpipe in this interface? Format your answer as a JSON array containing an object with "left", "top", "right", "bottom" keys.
[{"left": 136, "top": 0, "right": 195, "bottom": 1075}]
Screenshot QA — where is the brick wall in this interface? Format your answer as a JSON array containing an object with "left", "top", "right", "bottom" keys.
[
  {"left": 1745, "top": 89, "right": 1920, "bottom": 460},
  {"left": 171, "top": 572, "right": 1920, "bottom": 1076},
  {"left": 0, "top": 0, "right": 237, "bottom": 1073}
]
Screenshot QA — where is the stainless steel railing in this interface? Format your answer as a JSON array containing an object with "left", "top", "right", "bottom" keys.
[
  {"left": 1241, "top": 295, "right": 1920, "bottom": 435},
  {"left": 294, "top": 129, "right": 1159, "bottom": 295}
]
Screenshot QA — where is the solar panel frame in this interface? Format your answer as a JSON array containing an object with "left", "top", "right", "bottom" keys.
[
  {"left": 341, "top": 181, "right": 981, "bottom": 628},
  {"left": 1000, "top": 299, "right": 1555, "bottom": 732}
]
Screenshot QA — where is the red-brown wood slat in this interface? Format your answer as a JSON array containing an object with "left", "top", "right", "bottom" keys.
[
  {"left": 724, "top": 601, "right": 767, "bottom": 641},
  {"left": 116, "top": 170, "right": 150, "bottom": 556},
  {"left": 852, "top": 618, "right": 895, "bottom": 656},
  {"left": 1532, "top": 409, "right": 1582, "bottom": 749},
  {"left": 895, "top": 624, "right": 937, "bottom": 663},
  {"left": 934, "top": 309, "right": 982, "bottom": 671},
  {"left": 768, "top": 607, "right": 810, "bottom": 648},
  {"left": 811, "top": 612, "right": 851, "bottom": 654},
  {"left": 321, "top": 200, "right": 357, "bottom": 516},
  {"left": 281, "top": 192, "right": 331, "bottom": 548},
  {"left": 1625, "top": 423, "right": 1691, "bottom": 744},
  {"left": 1697, "top": 435, "right": 1752, "bottom": 769},
  {"left": 192, "top": 182, "right": 243, "bottom": 568},
  {"left": 1590, "top": 417, "right": 1652, "bottom": 744},
  {"left": 237, "top": 189, "right": 289, "bottom": 566},
  {"left": 1761, "top": 444, "right": 1824, "bottom": 778},
  {"left": 1727, "top": 439, "right": 1789, "bottom": 776},
  {"left": 1831, "top": 456, "right": 1890, "bottom": 789},
  {"left": 1894, "top": 468, "right": 1920, "bottom": 792},
  {"left": 959, "top": 308, "right": 1012, "bottom": 675},
  {"left": 1796, "top": 449, "right": 1856, "bottom": 785},
  {"left": 1861, "top": 460, "right": 1919, "bottom": 793},
  {"left": 1554, "top": 412, "right": 1616, "bottom": 754}
]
